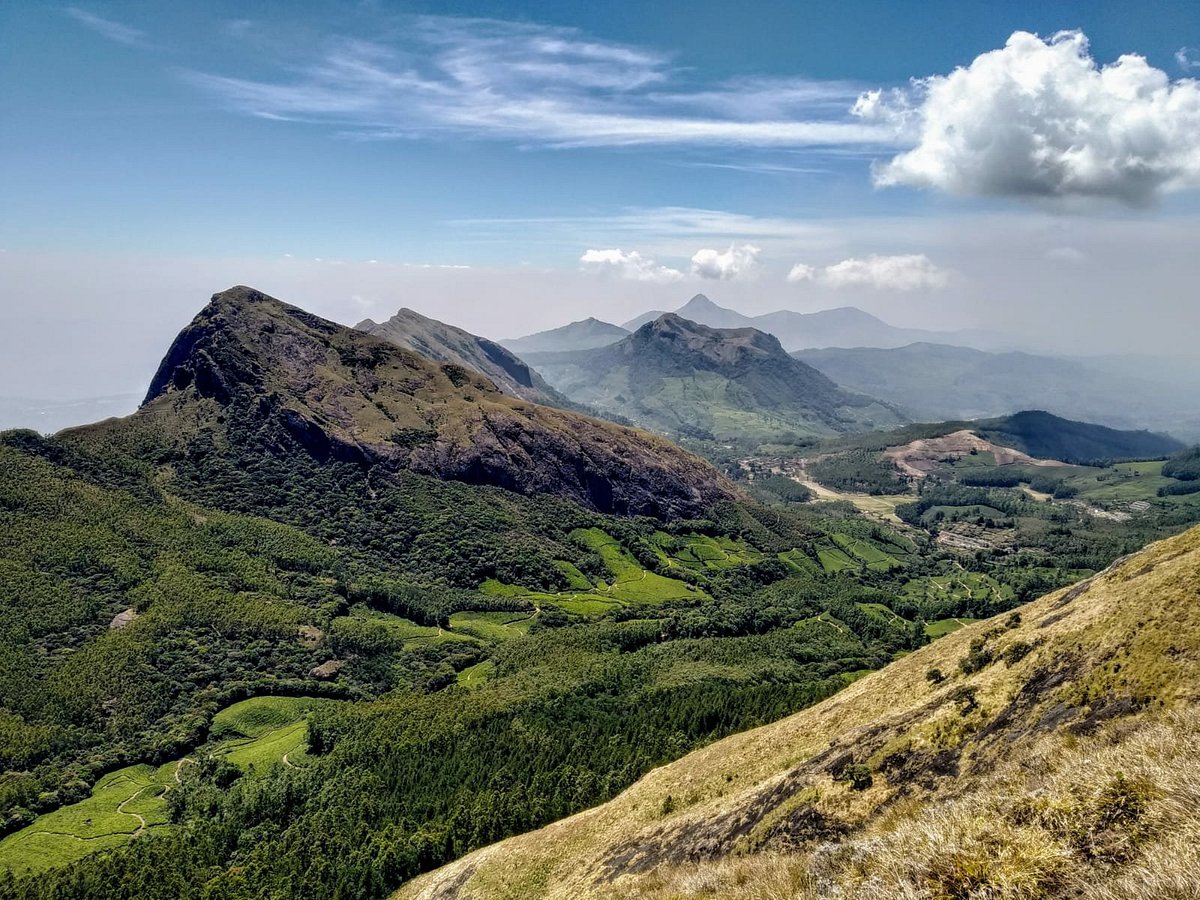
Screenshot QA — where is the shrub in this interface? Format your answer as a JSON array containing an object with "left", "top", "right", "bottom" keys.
[
  {"left": 959, "top": 637, "right": 994, "bottom": 675},
  {"left": 837, "top": 763, "right": 874, "bottom": 791},
  {"left": 1001, "top": 641, "right": 1034, "bottom": 667},
  {"left": 949, "top": 685, "right": 978, "bottom": 714}
]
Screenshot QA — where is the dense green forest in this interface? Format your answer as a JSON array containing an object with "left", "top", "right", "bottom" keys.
[
  {"left": 0, "top": 418, "right": 999, "bottom": 899},
  {"left": 3, "top": 413, "right": 1196, "bottom": 897}
]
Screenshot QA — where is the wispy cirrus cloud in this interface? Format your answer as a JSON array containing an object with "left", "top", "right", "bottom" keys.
[
  {"left": 1176, "top": 47, "right": 1200, "bottom": 71},
  {"left": 65, "top": 7, "right": 146, "bottom": 46},
  {"left": 185, "top": 17, "right": 896, "bottom": 149}
]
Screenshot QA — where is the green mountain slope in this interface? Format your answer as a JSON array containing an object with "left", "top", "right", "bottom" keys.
[
  {"left": 356, "top": 307, "right": 568, "bottom": 407},
  {"left": 525, "top": 314, "right": 905, "bottom": 442},
  {"left": 502, "top": 317, "right": 630, "bottom": 354},
  {"left": 398, "top": 522, "right": 1200, "bottom": 900},
  {"left": 975, "top": 410, "right": 1183, "bottom": 464},
  {"left": 796, "top": 342, "right": 1199, "bottom": 439}
]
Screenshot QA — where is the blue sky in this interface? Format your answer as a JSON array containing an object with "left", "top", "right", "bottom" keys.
[{"left": 3, "top": 1, "right": 1200, "bottom": 400}]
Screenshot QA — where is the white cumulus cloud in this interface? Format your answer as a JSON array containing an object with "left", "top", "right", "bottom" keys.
[
  {"left": 690, "top": 244, "right": 761, "bottom": 280},
  {"left": 861, "top": 30, "right": 1200, "bottom": 206},
  {"left": 787, "top": 254, "right": 950, "bottom": 290},
  {"left": 579, "top": 248, "right": 683, "bottom": 283},
  {"left": 785, "top": 263, "right": 817, "bottom": 282}
]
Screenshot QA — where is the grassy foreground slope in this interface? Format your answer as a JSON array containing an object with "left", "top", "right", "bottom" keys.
[{"left": 399, "top": 523, "right": 1200, "bottom": 900}]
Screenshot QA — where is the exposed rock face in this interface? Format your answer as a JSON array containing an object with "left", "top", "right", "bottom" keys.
[
  {"left": 310, "top": 659, "right": 345, "bottom": 680},
  {"left": 111, "top": 287, "right": 736, "bottom": 519},
  {"left": 109, "top": 608, "right": 138, "bottom": 629}
]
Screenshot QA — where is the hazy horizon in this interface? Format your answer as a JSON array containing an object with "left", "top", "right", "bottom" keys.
[{"left": 4, "top": 1, "right": 1200, "bottom": 417}]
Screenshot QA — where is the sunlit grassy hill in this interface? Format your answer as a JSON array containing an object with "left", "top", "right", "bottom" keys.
[{"left": 399, "top": 522, "right": 1200, "bottom": 899}]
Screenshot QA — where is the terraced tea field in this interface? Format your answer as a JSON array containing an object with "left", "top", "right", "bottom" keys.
[
  {"left": 0, "top": 696, "right": 332, "bottom": 873},
  {"left": 0, "top": 763, "right": 179, "bottom": 874}
]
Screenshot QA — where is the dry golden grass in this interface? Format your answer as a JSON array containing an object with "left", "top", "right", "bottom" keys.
[{"left": 397, "top": 524, "right": 1200, "bottom": 900}]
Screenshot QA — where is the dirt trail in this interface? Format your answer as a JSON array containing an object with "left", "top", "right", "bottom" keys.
[
  {"left": 282, "top": 753, "right": 299, "bottom": 770},
  {"left": 115, "top": 790, "right": 149, "bottom": 836},
  {"left": 819, "top": 616, "right": 848, "bottom": 635}
]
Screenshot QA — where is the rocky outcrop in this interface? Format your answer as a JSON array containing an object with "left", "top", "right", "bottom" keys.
[{"left": 100, "top": 287, "right": 737, "bottom": 519}]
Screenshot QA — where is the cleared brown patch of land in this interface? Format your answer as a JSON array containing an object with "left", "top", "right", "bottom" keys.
[{"left": 885, "top": 429, "right": 1068, "bottom": 478}]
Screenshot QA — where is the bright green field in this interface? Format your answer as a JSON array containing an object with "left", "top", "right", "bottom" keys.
[
  {"left": 652, "top": 532, "right": 764, "bottom": 571},
  {"left": 448, "top": 610, "right": 535, "bottom": 642},
  {"left": 1067, "top": 461, "right": 1200, "bottom": 507},
  {"left": 456, "top": 659, "right": 495, "bottom": 687},
  {"left": 777, "top": 548, "right": 822, "bottom": 576},
  {"left": 924, "top": 617, "right": 980, "bottom": 638},
  {"left": 0, "top": 762, "right": 178, "bottom": 874},
  {"left": 0, "top": 695, "right": 331, "bottom": 875},
  {"left": 216, "top": 721, "right": 309, "bottom": 769},
  {"left": 210, "top": 695, "right": 333, "bottom": 771},
  {"left": 356, "top": 608, "right": 481, "bottom": 649},
  {"left": 857, "top": 602, "right": 906, "bottom": 624},
  {"left": 953, "top": 451, "right": 996, "bottom": 468},
  {"left": 481, "top": 529, "right": 705, "bottom": 615},
  {"left": 832, "top": 533, "right": 904, "bottom": 571},
  {"left": 817, "top": 546, "right": 859, "bottom": 573},
  {"left": 211, "top": 695, "right": 329, "bottom": 740},
  {"left": 903, "top": 572, "right": 1012, "bottom": 607}
]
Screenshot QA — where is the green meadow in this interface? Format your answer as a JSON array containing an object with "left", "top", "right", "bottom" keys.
[
  {"left": 0, "top": 696, "right": 332, "bottom": 873},
  {"left": 0, "top": 763, "right": 177, "bottom": 874}
]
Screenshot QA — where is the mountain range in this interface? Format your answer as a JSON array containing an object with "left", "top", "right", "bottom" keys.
[
  {"left": 6, "top": 285, "right": 1200, "bottom": 900},
  {"left": 523, "top": 313, "right": 906, "bottom": 441},
  {"left": 619, "top": 293, "right": 1002, "bottom": 352},
  {"left": 501, "top": 317, "right": 632, "bottom": 354},
  {"left": 796, "top": 342, "right": 1200, "bottom": 440}
]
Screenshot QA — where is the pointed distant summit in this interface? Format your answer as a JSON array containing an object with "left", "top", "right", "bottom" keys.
[
  {"left": 503, "top": 317, "right": 630, "bottom": 354},
  {"left": 621, "top": 295, "right": 751, "bottom": 331},
  {"left": 679, "top": 293, "right": 717, "bottom": 311},
  {"left": 673, "top": 294, "right": 755, "bottom": 329}
]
